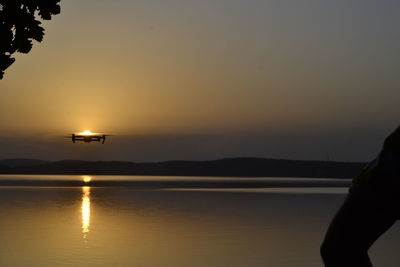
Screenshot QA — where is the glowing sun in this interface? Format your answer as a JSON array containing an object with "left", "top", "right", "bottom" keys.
[{"left": 78, "top": 130, "right": 94, "bottom": 136}]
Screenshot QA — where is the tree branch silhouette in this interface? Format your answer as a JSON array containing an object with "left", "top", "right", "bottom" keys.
[{"left": 0, "top": 0, "right": 61, "bottom": 79}]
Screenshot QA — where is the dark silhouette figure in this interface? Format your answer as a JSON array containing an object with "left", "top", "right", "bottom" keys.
[
  {"left": 71, "top": 133, "right": 109, "bottom": 144},
  {"left": 321, "top": 126, "right": 400, "bottom": 266},
  {"left": 0, "top": 0, "right": 61, "bottom": 79}
]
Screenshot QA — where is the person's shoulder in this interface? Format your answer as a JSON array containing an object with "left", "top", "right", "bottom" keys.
[{"left": 384, "top": 126, "right": 400, "bottom": 151}]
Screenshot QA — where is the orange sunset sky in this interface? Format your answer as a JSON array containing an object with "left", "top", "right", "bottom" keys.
[{"left": 0, "top": 0, "right": 398, "bottom": 161}]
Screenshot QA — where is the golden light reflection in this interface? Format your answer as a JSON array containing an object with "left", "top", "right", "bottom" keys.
[
  {"left": 81, "top": 186, "right": 91, "bottom": 238},
  {"left": 82, "top": 175, "right": 92, "bottom": 183}
]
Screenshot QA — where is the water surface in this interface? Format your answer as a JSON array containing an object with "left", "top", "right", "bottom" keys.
[{"left": 0, "top": 175, "right": 398, "bottom": 267}]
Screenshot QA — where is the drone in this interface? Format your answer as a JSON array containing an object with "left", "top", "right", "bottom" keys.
[{"left": 71, "top": 131, "right": 109, "bottom": 144}]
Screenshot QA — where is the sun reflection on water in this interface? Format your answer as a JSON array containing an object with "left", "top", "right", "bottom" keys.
[
  {"left": 81, "top": 185, "right": 91, "bottom": 238},
  {"left": 82, "top": 175, "right": 92, "bottom": 183}
]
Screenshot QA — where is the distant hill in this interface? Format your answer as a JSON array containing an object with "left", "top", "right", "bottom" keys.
[
  {"left": 0, "top": 157, "right": 366, "bottom": 178},
  {"left": 0, "top": 164, "right": 11, "bottom": 173},
  {"left": 0, "top": 158, "right": 49, "bottom": 168}
]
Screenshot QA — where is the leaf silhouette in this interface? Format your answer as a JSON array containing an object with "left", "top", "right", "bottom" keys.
[{"left": 0, "top": 0, "right": 61, "bottom": 79}]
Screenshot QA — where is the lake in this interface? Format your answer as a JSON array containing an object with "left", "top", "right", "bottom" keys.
[{"left": 0, "top": 175, "right": 399, "bottom": 267}]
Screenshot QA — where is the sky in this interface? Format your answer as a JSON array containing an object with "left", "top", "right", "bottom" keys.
[{"left": 0, "top": 0, "right": 399, "bottom": 162}]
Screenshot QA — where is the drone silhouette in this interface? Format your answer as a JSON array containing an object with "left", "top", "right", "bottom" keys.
[{"left": 70, "top": 131, "right": 110, "bottom": 144}]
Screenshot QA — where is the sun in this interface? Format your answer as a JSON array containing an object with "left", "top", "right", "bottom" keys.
[{"left": 78, "top": 130, "right": 94, "bottom": 136}]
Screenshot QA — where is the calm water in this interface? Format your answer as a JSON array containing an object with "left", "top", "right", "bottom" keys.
[{"left": 0, "top": 175, "right": 399, "bottom": 267}]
